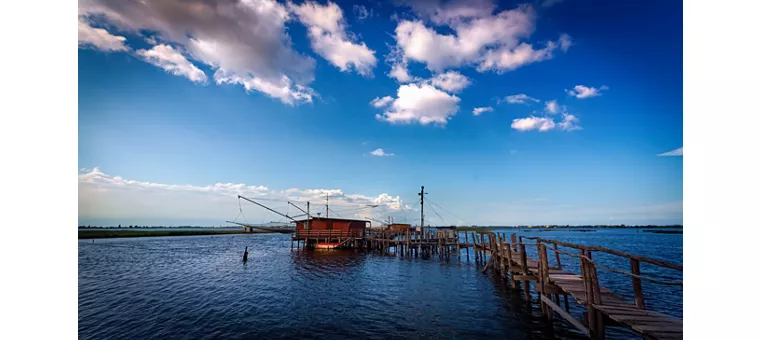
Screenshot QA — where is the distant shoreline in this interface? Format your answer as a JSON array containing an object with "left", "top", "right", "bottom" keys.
[{"left": 78, "top": 229, "right": 273, "bottom": 239}]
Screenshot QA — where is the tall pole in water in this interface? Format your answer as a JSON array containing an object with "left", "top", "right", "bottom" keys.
[
  {"left": 419, "top": 186, "right": 426, "bottom": 231},
  {"left": 326, "top": 194, "right": 329, "bottom": 218},
  {"left": 307, "top": 201, "right": 310, "bottom": 230}
]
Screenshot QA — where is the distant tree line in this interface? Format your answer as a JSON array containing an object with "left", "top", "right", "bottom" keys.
[{"left": 78, "top": 225, "right": 237, "bottom": 229}]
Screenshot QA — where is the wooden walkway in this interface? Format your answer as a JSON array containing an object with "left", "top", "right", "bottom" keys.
[
  {"left": 290, "top": 228, "right": 682, "bottom": 339},
  {"left": 475, "top": 233, "right": 683, "bottom": 340}
]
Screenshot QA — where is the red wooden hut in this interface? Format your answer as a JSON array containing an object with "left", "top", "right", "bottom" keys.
[{"left": 294, "top": 217, "right": 369, "bottom": 248}]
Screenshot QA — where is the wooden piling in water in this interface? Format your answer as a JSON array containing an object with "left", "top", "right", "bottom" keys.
[{"left": 520, "top": 241, "right": 530, "bottom": 301}]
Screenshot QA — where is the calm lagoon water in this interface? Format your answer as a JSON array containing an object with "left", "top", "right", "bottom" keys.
[{"left": 79, "top": 228, "right": 682, "bottom": 339}]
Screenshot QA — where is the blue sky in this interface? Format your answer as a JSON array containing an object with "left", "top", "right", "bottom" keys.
[{"left": 78, "top": 0, "right": 682, "bottom": 227}]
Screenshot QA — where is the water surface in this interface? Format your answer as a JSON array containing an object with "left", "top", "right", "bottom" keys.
[{"left": 79, "top": 228, "right": 682, "bottom": 339}]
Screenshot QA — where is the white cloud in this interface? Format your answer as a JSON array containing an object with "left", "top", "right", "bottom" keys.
[
  {"left": 391, "top": 3, "right": 571, "bottom": 73},
  {"left": 427, "top": 71, "right": 471, "bottom": 93},
  {"left": 214, "top": 70, "right": 316, "bottom": 105},
  {"left": 370, "top": 96, "right": 394, "bottom": 108},
  {"left": 503, "top": 93, "right": 540, "bottom": 104},
  {"left": 386, "top": 45, "right": 417, "bottom": 83},
  {"left": 374, "top": 83, "right": 460, "bottom": 125},
  {"left": 473, "top": 106, "right": 493, "bottom": 116},
  {"left": 398, "top": 0, "right": 497, "bottom": 26},
  {"left": 511, "top": 111, "right": 582, "bottom": 132},
  {"left": 558, "top": 33, "right": 573, "bottom": 52},
  {"left": 477, "top": 37, "right": 570, "bottom": 73},
  {"left": 545, "top": 100, "right": 559, "bottom": 114},
  {"left": 289, "top": 1, "right": 377, "bottom": 77},
  {"left": 352, "top": 5, "right": 371, "bottom": 20},
  {"left": 78, "top": 17, "right": 128, "bottom": 52},
  {"left": 370, "top": 148, "right": 394, "bottom": 156},
  {"left": 136, "top": 44, "right": 207, "bottom": 83},
  {"left": 658, "top": 147, "right": 683, "bottom": 156},
  {"left": 80, "top": 0, "right": 317, "bottom": 105},
  {"left": 389, "top": 62, "right": 415, "bottom": 82},
  {"left": 79, "top": 168, "right": 405, "bottom": 225},
  {"left": 511, "top": 116, "right": 555, "bottom": 132},
  {"left": 557, "top": 113, "right": 582, "bottom": 131},
  {"left": 566, "top": 85, "right": 608, "bottom": 99}
]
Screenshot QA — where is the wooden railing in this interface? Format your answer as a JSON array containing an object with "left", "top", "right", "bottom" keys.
[{"left": 523, "top": 235, "right": 683, "bottom": 310}]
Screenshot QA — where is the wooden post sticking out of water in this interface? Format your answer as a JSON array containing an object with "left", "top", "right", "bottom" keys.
[
  {"left": 520, "top": 241, "right": 530, "bottom": 301},
  {"left": 506, "top": 243, "right": 515, "bottom": 288},
  {"left": 243, "top": 246, "right": 248, "bottom": 262}
]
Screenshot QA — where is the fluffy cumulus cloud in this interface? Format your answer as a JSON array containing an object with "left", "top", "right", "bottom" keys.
[
  {"left": 511, "top": 116, "right": 555, "bottom": 132},
  {"left": 566, "top": 85, "right": 609, "bottom": 99},
  {"left": 136, "top": 44, "right": 207, "bottom": 83},
  {"left": 472, "top": 106, "right": 493, "bottom": 116},
  {"left": 79, "top": 168, "right": 405, "bottom": 225},
  {"left": 502, "top": 93, "right": 540, "bottom": 104},
  {"left": 544, "top": 100, "right": 559, "bottom": 114},
  {"left": 78, "top": 0, "right": 336, "bottom": 105},
  {"left": 369, "top": 148, "right": 394, "bottom": 156},
  {"left": 657, "top": 147, "right": 683, "bottom": 156},
  {"left": 478, "top": 34, "right": 571, "bottom": 73},
  {"left": 374, "top": 83, "right": 461, "bottom": 125},
  {"left": 78, "top": 17, "right": 128, "bottom": 52},
  {"left": 289, "top": 1, "right": 377, "bottom": 76},
  {"left": 370, "top": 96, "right": 394, "bottom": 108},
  {"left": 427, "top": 71, "right": 471, "bottom": 92},
  {"left": 511, "top": 107, "right": 581, "bottom": 132},
  {"left": 391, "top": 2, "right": 571, "bottom": 73},
  {"left": 399, "top": 0, "right": 497, "bottom": 26}
]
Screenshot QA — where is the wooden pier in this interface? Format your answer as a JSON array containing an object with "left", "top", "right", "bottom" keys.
[
  {"left": 469, "top": 233, "right": 683, "bottom": 340},
  {"left": 291, "top": 229, "right": 683, "bottom": 339}
]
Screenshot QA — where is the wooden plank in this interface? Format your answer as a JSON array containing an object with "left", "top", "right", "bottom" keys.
[
  {"left": 609, "top": 315, "right": 682, "bottom": 324},
  {"left": 645, "top": 332, "right": 683, "bottom": 339},
  {"left": 512, "top": 275, "right": 538, "bottom": 281},
  {"left": 632, "top": 325, "right": 683, "bottom": 332},
  {"left": 541, "top": 295, "right": 589, "bottom": 336}
]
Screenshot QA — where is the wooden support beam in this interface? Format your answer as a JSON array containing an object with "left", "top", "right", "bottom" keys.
[{"left": 541, "top": 295, "right": 590, "bottom": 336}]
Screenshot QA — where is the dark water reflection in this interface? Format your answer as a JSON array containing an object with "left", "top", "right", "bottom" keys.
[{"left": 79, "top": 229, "right": 681, "bottom": 340}]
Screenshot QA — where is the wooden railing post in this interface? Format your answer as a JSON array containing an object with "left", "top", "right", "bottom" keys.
[
  {"left": 630, "top": 259, "right": 646, "bottom": 309},
  {"left": 554, "top": 243, "right": 562, "bottom": 270},
  {"left": 581, "top": 256, "right": 598, "bottom": 339},
  {"left": 506, "top": 244, "right": 515, "bottom": 288},
  {"left": 520, "top": 241, "right": 530, "bottom": 300},
  {"left": 588, "top": 255, "right": 605, "bottom": 340},
  {"left": 538, "top": 241, "right": 551, "bottom": 320}
]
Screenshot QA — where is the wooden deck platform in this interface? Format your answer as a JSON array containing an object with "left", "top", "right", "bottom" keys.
[{"left": 477, "top": 234, "right": 683, "bottom": 340}]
